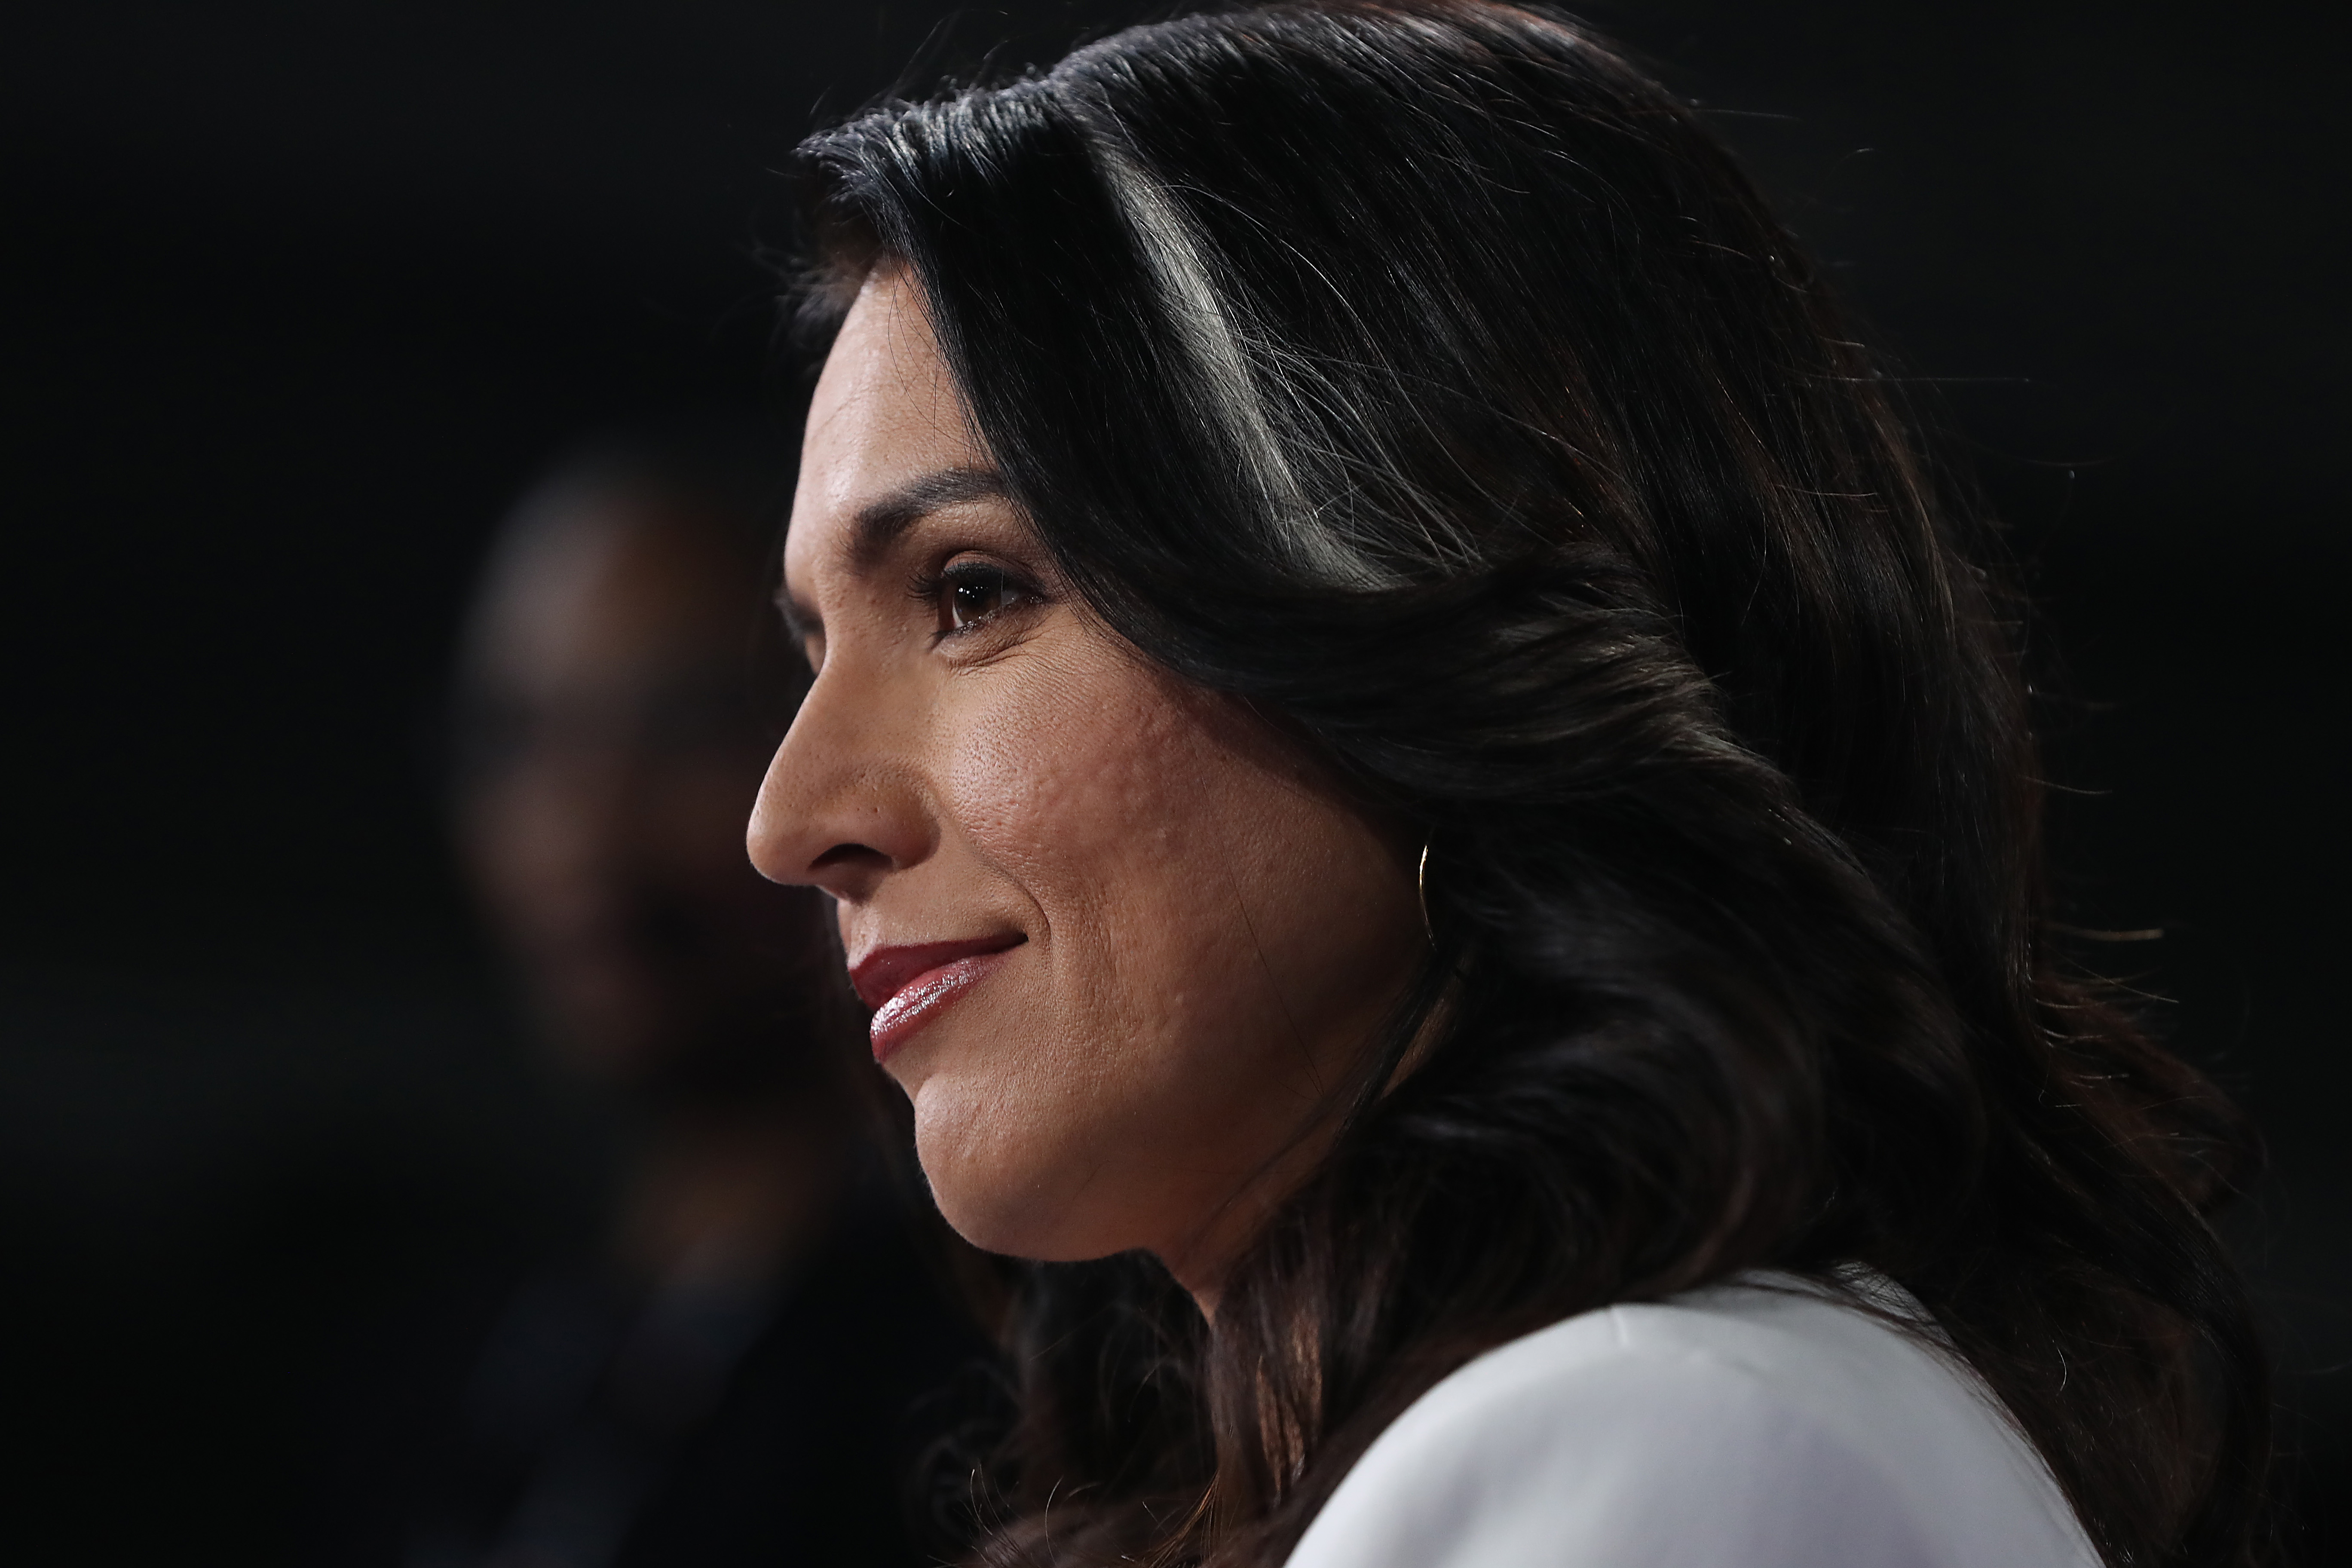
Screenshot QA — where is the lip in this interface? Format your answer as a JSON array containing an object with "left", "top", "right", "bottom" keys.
[{"left": 850, "top": 935, "right": 1024, "bottom": 1063}]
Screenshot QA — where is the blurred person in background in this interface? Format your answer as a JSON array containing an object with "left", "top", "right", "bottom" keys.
[{"left": 310, "top": 426, "right": 990, "bottom": 1568}]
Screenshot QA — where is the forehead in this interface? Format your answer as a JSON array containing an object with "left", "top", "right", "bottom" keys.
[{"left": 786, "top": 271, "right": 987, "bottom": 592}]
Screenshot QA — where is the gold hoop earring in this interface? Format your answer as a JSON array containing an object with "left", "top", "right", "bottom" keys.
[{"left": 1416, "top": 838, "right": 1435, "bottom": 944}]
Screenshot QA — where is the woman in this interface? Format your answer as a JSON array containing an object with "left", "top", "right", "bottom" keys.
[{"left": 749, "top": 3, "right": 2271, "bottom": 1565}]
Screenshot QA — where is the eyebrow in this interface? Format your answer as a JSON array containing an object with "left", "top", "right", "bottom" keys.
[
  {"left": 775, "top": 465, "right": 1013, "bottom": 646},
  {"left": 845, "top": 466, "right": 1012, "bottom": 573}
]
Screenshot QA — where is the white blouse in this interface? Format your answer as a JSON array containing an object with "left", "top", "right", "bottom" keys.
[{"left": 1284, "top": 1272, "right": 2098, "bottom": 1568}]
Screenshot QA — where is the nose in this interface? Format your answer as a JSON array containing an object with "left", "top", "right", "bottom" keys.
[{"left": 746, "top": 660, "right": 932, "bottom": 905}]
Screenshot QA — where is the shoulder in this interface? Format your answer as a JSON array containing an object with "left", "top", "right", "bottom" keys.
[{"left": 1283, "top": 1274, "right": 2098, "bottom": 1568}]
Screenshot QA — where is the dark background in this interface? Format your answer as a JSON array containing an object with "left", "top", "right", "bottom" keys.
[{"left": 2, "top": 2, "right": 2344, "bottom": 1562}]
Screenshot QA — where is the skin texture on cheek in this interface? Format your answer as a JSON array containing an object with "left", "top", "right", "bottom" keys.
[{"left": 912, "top": 632, "right": 1411, "bottom": 1277}]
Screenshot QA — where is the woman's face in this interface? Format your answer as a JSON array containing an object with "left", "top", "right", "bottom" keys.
[{"left": 749, "top": 271, "right": 1423, "bottom": 1292}]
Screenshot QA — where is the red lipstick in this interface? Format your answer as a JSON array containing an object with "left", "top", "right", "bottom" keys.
[{"left": 850, "top": 936, "right": 1023, "bottom": 1063}]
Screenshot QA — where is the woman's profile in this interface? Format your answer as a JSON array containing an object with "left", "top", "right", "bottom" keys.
[{"left": 748, "top": 3, "right": 2271, "bottom": 1565}]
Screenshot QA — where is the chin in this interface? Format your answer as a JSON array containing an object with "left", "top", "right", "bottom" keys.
[{"left": 909, "top": 1076, "right": 1121, "bottom": 1262}]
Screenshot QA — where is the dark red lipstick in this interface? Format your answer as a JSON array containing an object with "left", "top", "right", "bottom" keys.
[{"left": 850, "top": 935, "right": 1024, "bottom": 1063}]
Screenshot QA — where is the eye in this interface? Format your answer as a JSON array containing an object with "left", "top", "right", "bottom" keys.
[{"left": 935, "top": 560, "right": 1029, "bottom": 635}]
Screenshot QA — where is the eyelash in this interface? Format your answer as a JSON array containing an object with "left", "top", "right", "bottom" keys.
[{"left": 911, "top": 557, "right": 1041, "bottom": 640}]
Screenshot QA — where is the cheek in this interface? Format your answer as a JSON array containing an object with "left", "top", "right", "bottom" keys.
[
  {"left": 947, "top": 657, "right": 1184, "bottom": 863},
  {"left": 946, "top": 658, "right": 1255, "bottom": 1024},
  {"left": 909, "top": 647, "right": 1416, "bottom": 1259}
]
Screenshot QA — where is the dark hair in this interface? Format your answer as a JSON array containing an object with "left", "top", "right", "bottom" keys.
[{"left": 793, "top": 5, "right": 2270, "bottom": 1564}]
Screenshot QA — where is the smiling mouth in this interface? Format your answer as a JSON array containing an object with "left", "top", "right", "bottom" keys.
[{"left": 851, "top": 935, "right": 1025, "bottom": 1063}]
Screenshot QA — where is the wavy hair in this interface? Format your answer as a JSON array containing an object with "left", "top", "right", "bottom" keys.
[{"left": 791, "top": 4, "right": 2270, "bottom": 1564}]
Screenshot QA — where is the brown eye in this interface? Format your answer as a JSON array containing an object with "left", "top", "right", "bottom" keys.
[{"left": 940, "top": 564, "right": 1018, "bottom": 632}]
